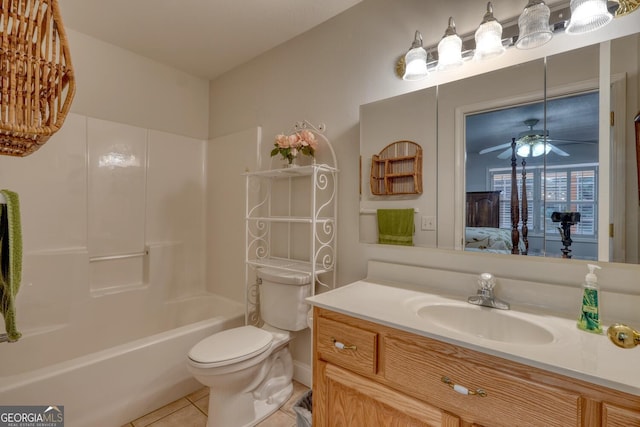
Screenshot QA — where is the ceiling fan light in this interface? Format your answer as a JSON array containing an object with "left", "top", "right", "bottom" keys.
[
  {"left": 565, "top": 0, "right": 612, "bottom": 34},
  {"left": 474, "top": 2, "right": 505, "bottom": 61},
  {"left": 532, "top": 142, "right": 551, "bottom": 156},
  {"left": 438, "top": 17, "right": 463, "bottom": 70},
  {"left": 517, "top": 144, "right": 531, "bottom": 157},
  {"left": 403, "top": 31, "right": 429, "bottom": 81},
  {"left": 516, "top": 0, "right": 553, "bottom": 50}
]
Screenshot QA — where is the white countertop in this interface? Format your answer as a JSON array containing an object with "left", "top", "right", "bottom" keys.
[{"left": 307, "top": 279, "right": 640, "bottom": 396}]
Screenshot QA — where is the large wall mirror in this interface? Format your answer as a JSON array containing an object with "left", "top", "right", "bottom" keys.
[{"left": 360, "top": 32, "right": 639, "bottom": 265}]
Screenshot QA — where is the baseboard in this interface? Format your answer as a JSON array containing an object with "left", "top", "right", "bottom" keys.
[{"left": 293, "top": 360, "right": 312, "bottom": 388}]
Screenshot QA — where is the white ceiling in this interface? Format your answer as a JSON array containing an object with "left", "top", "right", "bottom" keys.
[{"left": 58, "top": 0, "right": 363, "bottom": 80}]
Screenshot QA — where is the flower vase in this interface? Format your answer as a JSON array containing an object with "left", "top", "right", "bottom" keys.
[{"left": 286, "top": 156, "right": 299, "bottom": 168}]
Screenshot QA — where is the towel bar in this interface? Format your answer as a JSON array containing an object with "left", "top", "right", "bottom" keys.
[
  {"left": 89, "top": 250, "right": 148, "bottom": 262},
  {"left": 359, "top": 208, "right": 419, "bottom": 215}
]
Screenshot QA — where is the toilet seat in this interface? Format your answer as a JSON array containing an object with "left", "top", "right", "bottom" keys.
[{"left": 188, "top": 326, "right": 273, "bottom": 368}]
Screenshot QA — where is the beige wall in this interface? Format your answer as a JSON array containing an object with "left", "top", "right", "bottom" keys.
[
  {"left": 208, "top": 0, "right": 640, "bottom": 296},
  {"left": 207, "top": 128, "right": 261, "bottom": 303},
  {"left": 67, "top": 29, "right": 210, "bottom": 139}
]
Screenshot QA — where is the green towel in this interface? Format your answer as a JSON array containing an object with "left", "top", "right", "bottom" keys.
[
  {"left": 377, "top": 209, "right": 414, "bottom": 246},
  {"left": 0, "top": 189, "right": 22, "bottom": 342}
]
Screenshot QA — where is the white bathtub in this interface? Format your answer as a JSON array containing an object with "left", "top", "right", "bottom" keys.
[{"left": 0, "top": 294, "right": 244, "bottom": 427}]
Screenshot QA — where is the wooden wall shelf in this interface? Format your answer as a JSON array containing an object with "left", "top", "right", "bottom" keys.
[{"left": 370, "top": 140, "right": 422, "bottom": 196}]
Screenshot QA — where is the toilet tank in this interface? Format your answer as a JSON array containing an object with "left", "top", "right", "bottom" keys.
[{"left": 257, "top": 268, "right": 311, "bottom": 331}]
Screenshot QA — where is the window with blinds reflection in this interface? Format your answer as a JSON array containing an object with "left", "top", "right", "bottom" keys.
[{"left": 490, "top": 163, "right": 597, "bottom": 239}]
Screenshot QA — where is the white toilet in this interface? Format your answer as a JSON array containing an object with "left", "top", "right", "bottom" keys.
[{"left": 187, "top": 268, "right": 311, "bottom": 427}]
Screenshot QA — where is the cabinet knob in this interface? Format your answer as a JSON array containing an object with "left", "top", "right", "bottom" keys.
[
  {"left": 331, "top": 337, "right": 357, "bottom": 351},
  {"left": 441, "top": 376, "right": 487, "bottom": 397}
]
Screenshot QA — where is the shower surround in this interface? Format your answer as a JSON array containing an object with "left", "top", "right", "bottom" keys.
[{"left": 0, "top": 113, "right": 241, "bottom": 425}]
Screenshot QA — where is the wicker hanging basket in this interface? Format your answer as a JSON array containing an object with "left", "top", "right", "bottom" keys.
[{"left": 0, "top": 0, "right": 75, "bottom": 157}]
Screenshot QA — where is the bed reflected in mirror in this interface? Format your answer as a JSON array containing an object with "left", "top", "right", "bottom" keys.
[{"left": 464, "top": 91, "right": 599, "bottom": 260}]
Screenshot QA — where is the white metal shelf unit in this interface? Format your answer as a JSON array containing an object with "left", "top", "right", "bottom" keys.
[
  {"left": 245, "top": 165, "right": 338, "bottom": 278},
  {"left": 244, "top": 123, "right": 338, "bottom": 326}
]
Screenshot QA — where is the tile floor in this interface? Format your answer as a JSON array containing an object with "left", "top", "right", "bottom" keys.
[{"left": 122, "top": 381, "right": 310, "bottom": 427}]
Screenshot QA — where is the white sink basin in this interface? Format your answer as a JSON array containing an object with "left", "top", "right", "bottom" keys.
[{"left": 416, "top": 303, "right": 555, "bottom": 345}]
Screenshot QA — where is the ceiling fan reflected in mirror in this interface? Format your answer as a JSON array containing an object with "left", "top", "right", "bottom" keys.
[{"left": 478, "top": 119, "right": 592, "bottom": 159}]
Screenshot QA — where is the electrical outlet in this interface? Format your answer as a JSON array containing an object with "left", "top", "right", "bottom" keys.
[{"left": 421, "top": 215, "right": 436, "bottom": 231}]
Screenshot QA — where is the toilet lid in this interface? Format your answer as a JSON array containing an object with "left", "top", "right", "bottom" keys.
[{"left": 188, "top": 326, "right": 273, "bottom": 366}]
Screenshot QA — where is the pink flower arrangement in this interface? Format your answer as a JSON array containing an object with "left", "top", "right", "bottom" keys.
[{"left": 271, "top": 130, "right": 318, "bottom": 164}]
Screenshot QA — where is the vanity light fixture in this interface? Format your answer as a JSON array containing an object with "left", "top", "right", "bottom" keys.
[
  {"left": 516, "top": 0, "right": 553, "bottom": 49},
  {"left": 565, "top": 0, "right": 613, "bottom": 34},
  {"left": 403, "top": 31, "right": 429, "bottom": 81},
  {"left": 394, "top": 0, "right": 639, "bottom": 80},
  {"left": 437, "top": 17, "right": 464, "bottom": 70},
  {"left": 474, "top": 2, "right": 506, "bottom": 60}
]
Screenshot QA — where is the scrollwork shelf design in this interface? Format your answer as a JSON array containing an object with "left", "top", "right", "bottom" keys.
[{"left": 244, "top": 121, "right": 338, "bottom": 326}]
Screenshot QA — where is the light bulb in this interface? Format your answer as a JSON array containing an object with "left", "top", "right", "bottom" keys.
[
  {"left": 565, "top": 0, "right": 612, "bottom": 34},
  {"left": 437, "top": 17, "right": 463, "bottom": 71},
  {"left": 474, "top": 2, "right": 505, "bottom": 61},
  {"left": 403, "top": 31, "right": 428, "bottom": 81},
  {"left": 516, "top": 0, "right": 553, "bottom": 50},
  {"left": 517, "top": 144, "right": 531, "bottom": 157},
  {"left": 532, "top": 142, "right": 551, "bottom": 157}
]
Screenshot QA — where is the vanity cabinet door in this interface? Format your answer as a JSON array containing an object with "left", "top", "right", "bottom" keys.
[
  {"left": 318, "top": 360, "right": 461, "bottom": 427},
  {"left": 383, "top": 336, "right": 581, "bottom": 427},
  {"left": 602, "top": 402, "right": 640, "bottom": 426}
]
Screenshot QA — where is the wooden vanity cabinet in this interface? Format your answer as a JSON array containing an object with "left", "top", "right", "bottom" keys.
[
  {"left": 602, "top": 403, "right": 640, "bottom": 426},
  {"left": 312, "top": 307, "right": 640, "bottom": 427}
]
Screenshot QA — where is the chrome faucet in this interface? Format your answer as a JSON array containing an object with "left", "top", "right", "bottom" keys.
[{"left": 468, "top": 273, "right": 510, "bottom": 310}]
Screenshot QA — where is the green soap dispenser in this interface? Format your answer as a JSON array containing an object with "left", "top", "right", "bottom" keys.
[{"left": 577, "top": 264, "right": 602, "bottom": 334}]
